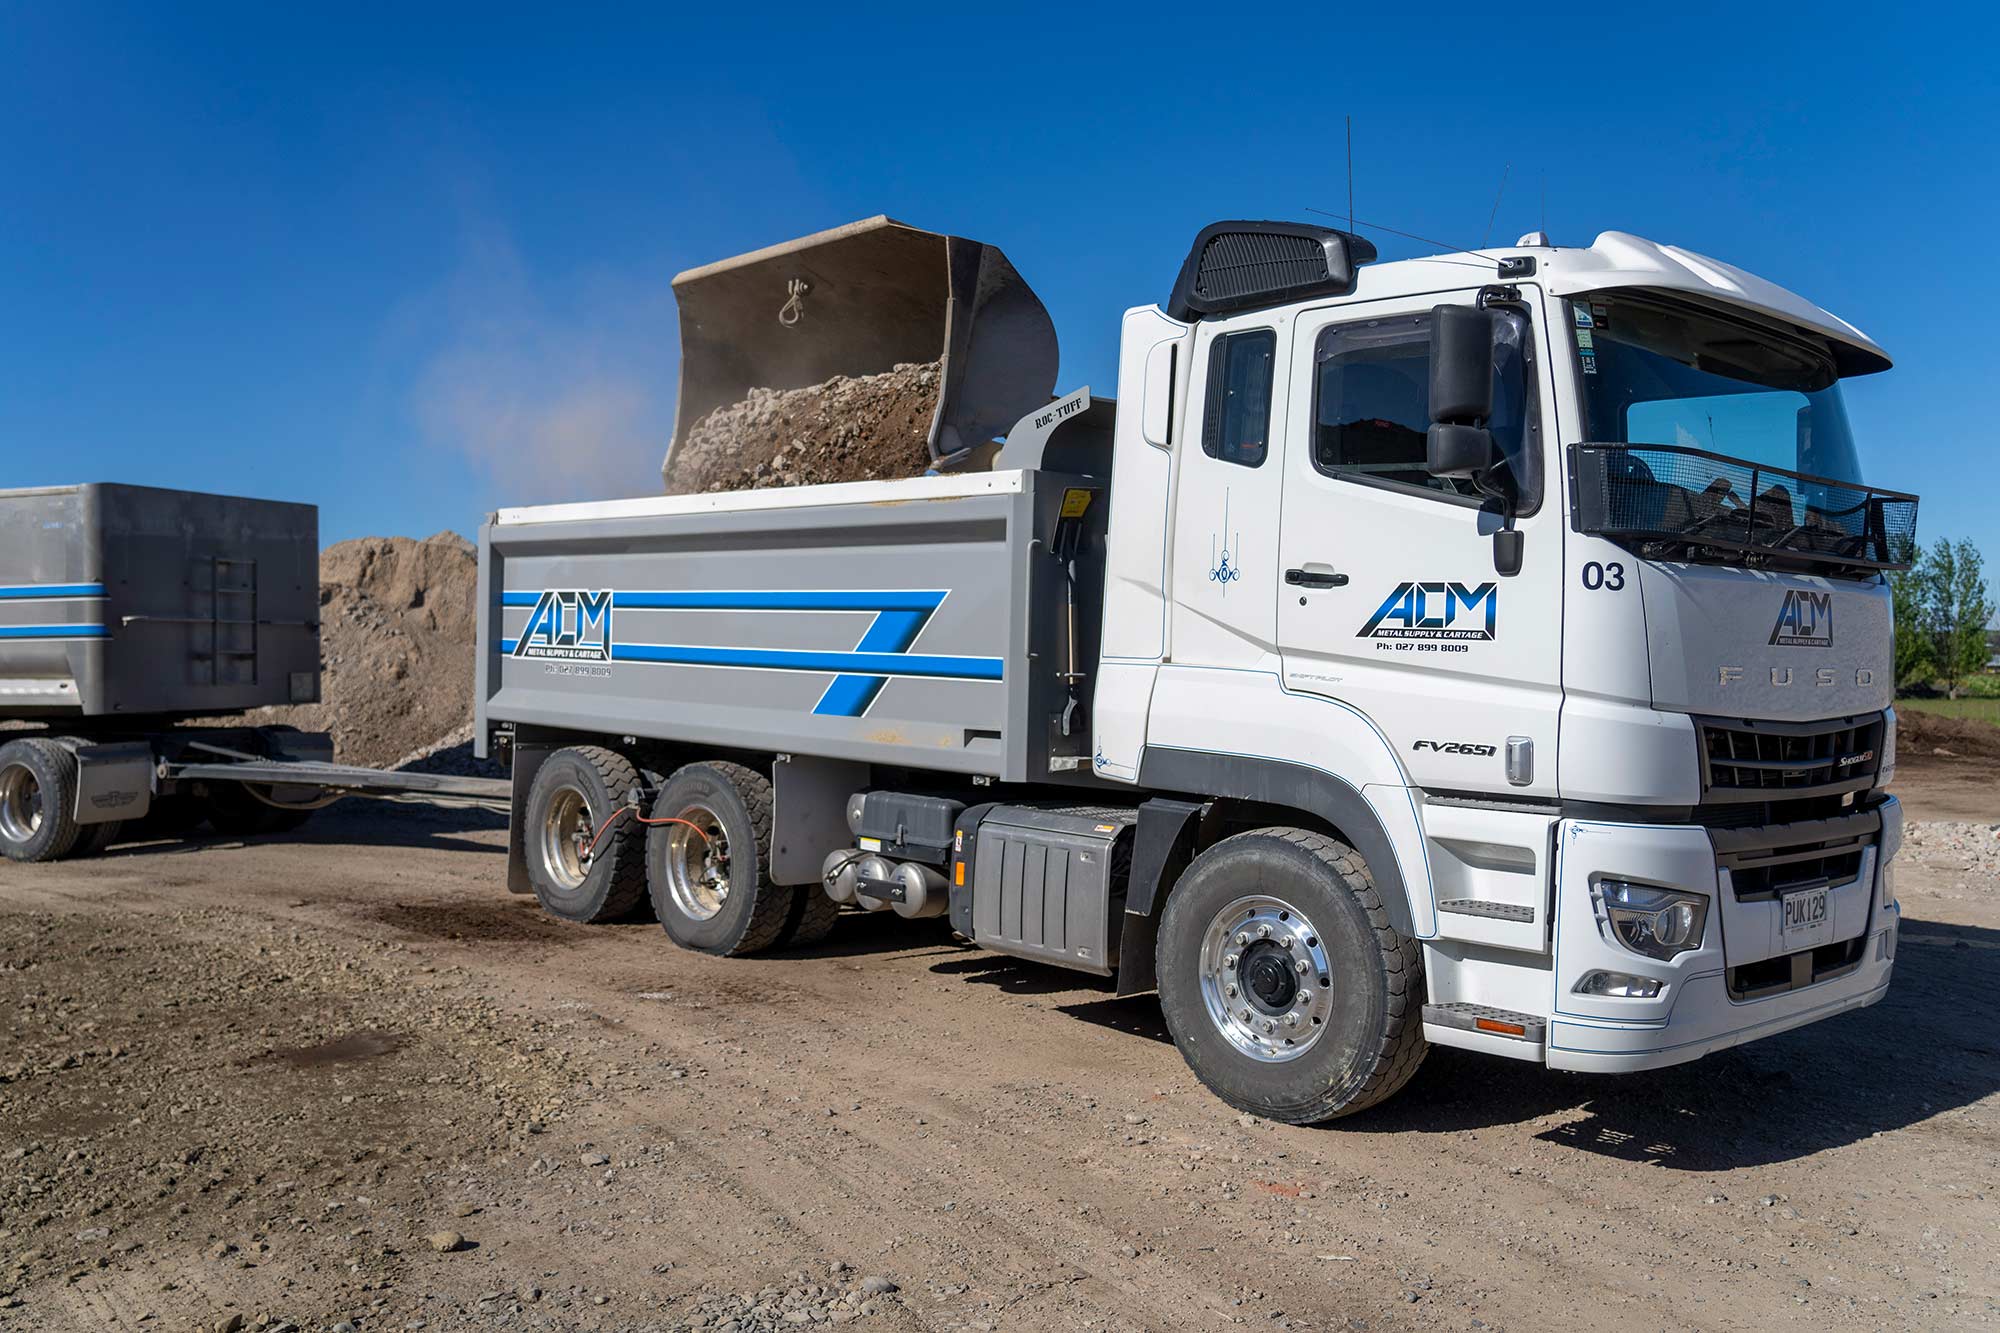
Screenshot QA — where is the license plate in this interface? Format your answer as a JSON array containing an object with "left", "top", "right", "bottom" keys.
[{"left": 1780, "top": 885, "right": 1832, "bottom": 948}]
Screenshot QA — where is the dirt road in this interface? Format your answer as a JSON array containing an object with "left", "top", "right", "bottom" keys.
[{"left": 2, "top": 761, "right": 1997, "bottom": 1333}]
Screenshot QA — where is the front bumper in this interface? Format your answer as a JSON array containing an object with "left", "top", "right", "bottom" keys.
[{"left": 1543, "top": 797, "right": 1900, "bottom": 1073}]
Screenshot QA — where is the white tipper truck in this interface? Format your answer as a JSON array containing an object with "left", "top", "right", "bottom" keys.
[{"left": 476, "top": 217, "right": 1919, "bottom": 1122}]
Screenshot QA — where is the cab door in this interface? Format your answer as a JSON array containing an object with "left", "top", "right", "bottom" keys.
[
  {"left": 1168, "top": 307, "right": 1293, "bottom": 670},
  {"left": 1274, "top": 289, "right": 1564, "bottom": 797}
]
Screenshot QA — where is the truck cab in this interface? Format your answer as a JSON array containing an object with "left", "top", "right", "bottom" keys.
[{"left": 1092, "top": 223, "right": 1913, "bottom": 1078}]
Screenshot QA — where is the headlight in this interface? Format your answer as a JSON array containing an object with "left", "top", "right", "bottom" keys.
[{"left": 1598, "top": 879, "right": 1708, "bottom": 960}]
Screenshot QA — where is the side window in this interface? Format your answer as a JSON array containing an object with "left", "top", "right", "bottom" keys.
[
  {"left": 1311, "top": 310, "right": 1540, "bottom": 509},
  {"left": 1202, "top": 329, "right": 1276, "bottom": 468}
]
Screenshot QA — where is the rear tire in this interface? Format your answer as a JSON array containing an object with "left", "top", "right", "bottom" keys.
[
  {"left": 646, "top": 761, "right": 797, "bottom": 956},
  {"left": 0, "top": 738, "right": 84, "bottom": 863},
  {"left": 74, "top": 820, "right": 125, "bottom": 857},
  {"left": 200, "top": 782, "right": 289, "bottom": 837},
  {"left": 775, "top": 881, "right": 843, "bottom": 949},
  {"left": 1155, "top": 828, "right": 1426, "bottom": 1123},
  {"left": 522, "top": 746, "right": 649, "bottom": 923}
]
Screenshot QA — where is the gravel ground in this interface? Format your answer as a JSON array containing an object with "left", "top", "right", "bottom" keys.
[{"left": 0, "top": 763, "right": 1994, "bottom": 1331}]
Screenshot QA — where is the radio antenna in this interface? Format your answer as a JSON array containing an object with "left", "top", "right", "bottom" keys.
[
  {"left": 1483, "top": 162, "right": 1511, "bottom": 248},
  {"left": 1345, "top": 116, "right": 1355, "bottom": 234}
]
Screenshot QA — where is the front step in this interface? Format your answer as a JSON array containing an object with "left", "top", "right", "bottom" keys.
[
  {"left": 1422, "top": 1002, "right": 1546, "bottom": 1045},
  {"left": 1437, "top": 898, "right": 1534, "bottom": 923}
]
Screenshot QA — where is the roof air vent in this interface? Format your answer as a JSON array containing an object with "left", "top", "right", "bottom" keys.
[{"left": 1167, "top": 221, "right": 1377, "bottom": 323}]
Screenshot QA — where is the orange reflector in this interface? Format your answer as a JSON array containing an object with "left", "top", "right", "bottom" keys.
[
  {"left": 1475, "top": 1017, "right": 1527, "bottom": 1037},
  {"left": 954, "top": 861, "right": 965, "bottom": 886}
]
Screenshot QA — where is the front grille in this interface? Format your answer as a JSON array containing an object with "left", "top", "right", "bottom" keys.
[
  {"left": 1697, "top": 713, "right": 1884, "bottom": 804},
  {"left": 1727, "top": 936, "right": 1868, "bottom": 1001},
  {"left": 1728, "top": 849, "right": 1864, "bottom": 903}
]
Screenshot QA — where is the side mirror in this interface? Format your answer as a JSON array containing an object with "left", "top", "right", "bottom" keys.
[
  {"left": 1426, "top": 303, "right": 1524, "bottom": 577},
  {"left": 1429, "top": 304, "right": 1496, "bottom": 424},
  {"left": 1427, "top": 422, "right": 1494, "bottom": 479}
]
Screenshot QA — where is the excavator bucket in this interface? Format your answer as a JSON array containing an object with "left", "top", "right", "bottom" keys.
[{"left": 662, "top": 216, "right": 1059, "bottom": 492}]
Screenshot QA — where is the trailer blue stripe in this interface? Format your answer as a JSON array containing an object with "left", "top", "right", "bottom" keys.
[
  {"left": 500, "top": 589, "right": 947, "bottom": 612},
  {"left": 0, "top": 624, "right": 107, "bottom": 639},
  {"left": 0, "top": 583, "right": 106, "bottom": 600},
  {"left": 495, "top": 638, "right": 999, "bottom": 681}
]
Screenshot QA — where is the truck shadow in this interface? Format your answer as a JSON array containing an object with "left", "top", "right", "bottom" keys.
[
  {"left": 1342, "top": 916, "right": 2000, "bottom": 1169},
  {"left": 104, "top": 802, "right": 507, "bottom": 858}
]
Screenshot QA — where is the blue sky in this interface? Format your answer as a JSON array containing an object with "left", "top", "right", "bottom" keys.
[{"left": 3, "top": 2, "right": 1996, "bottom": 570}]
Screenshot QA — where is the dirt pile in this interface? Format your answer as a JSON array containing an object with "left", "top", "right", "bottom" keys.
[
  {"left": 242, "top": 533, "right": 482, "bottom": 770},
  {"left": 1896, "top": 705, "right": 2000, "bottom": 764},
  {"left": 663, "top": 361, "right": 941, "bottom": 494}
]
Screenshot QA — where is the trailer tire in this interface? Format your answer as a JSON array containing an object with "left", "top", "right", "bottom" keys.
[
  {"left": 1155, "top": 828, "right": 1426, "bottom": 1124},
  {"left": 75, "top": 820, "right": 125, "bottom": 857},
  {"left": 0, "top": 738, "right": 86, "bottom": 863},
  {"left": 522, "top": 746, "right": 649, "bottom": 924},
  {"left": 646, "top": 761, "right": 797, "bottom": 956},
  {"left": 200, "top": 782, "right": 290, "bottom": 837}
]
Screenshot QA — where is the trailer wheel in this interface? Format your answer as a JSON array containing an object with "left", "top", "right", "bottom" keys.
[
  {"left": 522, "top": 746, "right": 649, "bottom": 923},
  {"left": 1155, "top": 828, "right": 1426, "bottom": 1124},
  {"left": 75, "top": 820, "right": 125, "bottom": 858},
  {"left": 200, "top": 782, "right": 290, "bottom": 837},
  {"left": 0, "top": 738, "right": 85, "bottom": 863},
  {"left": 646, "top": 761, "right": 797, "bottom": 956}
]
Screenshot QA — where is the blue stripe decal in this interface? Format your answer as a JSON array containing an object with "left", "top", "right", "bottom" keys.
[
  {"left": 0, "top": 583, "right": 105, "bottom": 600},
  {"left": 499, "top": 589, "right": 947, "bottom": 612},
  {"left": 815, "top": 607, "right": 930, "bottom": 716},
  {"left": 610, "top": 643, "right": 1000, "bottom": 679},
  {"left": 0, "top": 624, "right": 107, "bottom": 639},
  {"left": 495, "top": 637, "right": 997, "bottom": 682}
]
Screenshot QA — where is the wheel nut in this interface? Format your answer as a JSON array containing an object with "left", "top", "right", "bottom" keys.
[
  {"left": 1284, "top": 1013, "right": 1300, "bottom": 1027},
  {"left": 1262, "top": 1019, "right": 1276, "bottom": 1032},
  {"left": 1297, "top": 989, "right": 1313, "bottom": 1005},
  {"left": 1294, "top": 958, "right": 1309, "bottom": 974},
  {"left": 1240, "top": 1008, "right": 1254, "bottom": 1022},
  {"left": 1224, "top": 983, "right": 1238, "bottom": 998},
  {"left": 1224, "top": 953, "right": 1237, "bottom": 968},
  {"left": 1258, "top": 925, "right": 1272, "bottom": 939},
  {"left": 1279, "top": 936, "right": 1293, "bottom": 948},
  {"left": 1235, "top": 932, "right": 1249, "bottom": 946}
]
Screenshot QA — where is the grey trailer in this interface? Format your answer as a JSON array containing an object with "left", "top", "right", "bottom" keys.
[
  {"left": 0, "top": 483, "right": 321, "bottom": 719},
  {"left": 0, "top": 484, "right": 506, "bottom": 863}
]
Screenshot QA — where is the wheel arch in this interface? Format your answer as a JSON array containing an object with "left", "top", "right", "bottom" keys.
[{"left": 1115, "top": 746, "right": 1425, "bottom": 996}]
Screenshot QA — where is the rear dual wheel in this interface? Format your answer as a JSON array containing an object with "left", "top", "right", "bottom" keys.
[{"left": 0, "top": 738, "right": 83, "bottom": 864}]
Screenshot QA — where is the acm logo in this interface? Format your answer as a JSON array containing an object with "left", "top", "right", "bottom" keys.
[
  {"left": 1359, "top": 582, "right": 1499, "bottom": 641},
  {"left": 514, "top": 590, "right": 614, "bottom": 662},
  {"left": 1769, "top": 589, "right": 1833, "bottom": 648}
]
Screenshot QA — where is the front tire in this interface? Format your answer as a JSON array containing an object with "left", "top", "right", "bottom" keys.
[
  {"left": 646, "top": 761, "right": 797, "bottom": 956},
  {"left": 0, "top": 738, "right": 84, "bottom": 863},
  {"left": 1156, "top": 828, "right": 1426, "bottom": 1123},
  {"left": 522, "top": 746, "right": 649, "bottom": 923}
]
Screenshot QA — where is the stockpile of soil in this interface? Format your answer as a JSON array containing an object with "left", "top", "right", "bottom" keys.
[
  {"left": 1896, "top": 705, "right": 2000, "bottom": 764},
  {"left": 238, "top": 533, "right": 484, "bottom": 771},
  {"left": 663, "top": 361, "right": 941, "bottom": 494}
]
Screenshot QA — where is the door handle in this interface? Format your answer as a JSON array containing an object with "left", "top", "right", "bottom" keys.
[{"left": 1285, "top": 568, "right": 1349, "bottom": 588}]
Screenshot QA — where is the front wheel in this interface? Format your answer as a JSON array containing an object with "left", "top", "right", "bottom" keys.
[{"left": 1156, "top": 828, "right": 1426, "bottom": 1123}]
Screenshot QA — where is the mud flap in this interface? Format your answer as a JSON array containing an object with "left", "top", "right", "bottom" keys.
[{"left": 73, "top": 741, "right": 153, "bottom": 825}]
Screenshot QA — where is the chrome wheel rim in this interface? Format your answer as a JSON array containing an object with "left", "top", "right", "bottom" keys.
[
  {"left": 662, "top": 804, "right": 730, "bottom": 922},
  {"left": 538, "top": 785, "right": 594, "bottom": 892},
  {"left": 0, "top": 763, "right": 43, "bottom": 846},
  {"left": 1198, "top": 894, "right": 1335, "bottom": 1063}
]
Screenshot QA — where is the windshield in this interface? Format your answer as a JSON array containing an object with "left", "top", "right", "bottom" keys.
[{"left": 1570, "top": 294, "right": 1864, "bottom": 485}]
